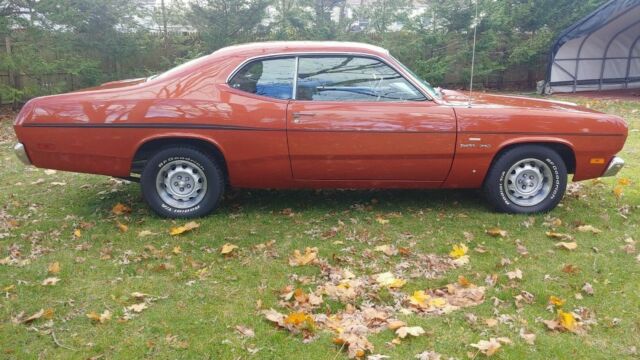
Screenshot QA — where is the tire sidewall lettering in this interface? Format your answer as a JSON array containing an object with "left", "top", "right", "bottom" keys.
[
  {"left": 155, "top": 156, "right": 207, "bottom": 215},
  {"left": 498, "top": 155, "right": 562, "bottom": 208}
]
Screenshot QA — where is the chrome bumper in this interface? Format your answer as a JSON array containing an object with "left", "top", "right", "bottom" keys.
[
  {"left": 602, "top": 156, "right": 624, "bottom": 177},
  {"left": 14, "top": 143, "right": 32, "bottom": 166}
]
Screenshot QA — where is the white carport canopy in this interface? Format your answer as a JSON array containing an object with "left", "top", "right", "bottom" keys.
[{"left": 547, "top": 0, "right": 640, "bottom": 93}]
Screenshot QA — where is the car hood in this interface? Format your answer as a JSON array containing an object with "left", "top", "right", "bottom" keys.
[{"left": 440, "top": 90, "right": 602, "bottom": 114}]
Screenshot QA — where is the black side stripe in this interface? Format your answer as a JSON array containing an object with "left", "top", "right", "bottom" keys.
[
  {"left": 22, "top": 122, "right": 280, "bottom": 132},
  {"left": 21, "top": 122, "right": 625, "bottom": 137}
]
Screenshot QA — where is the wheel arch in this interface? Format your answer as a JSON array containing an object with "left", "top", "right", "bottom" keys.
[
  {"left": 490, "top": 139, "right": 576, "bottom": 176},
  {"left": 131, "top": 135, "right": 229, "bottom": 181}
]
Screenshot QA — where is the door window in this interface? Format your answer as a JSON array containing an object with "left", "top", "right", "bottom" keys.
[
  {"left": 229, "top": 57, "right": 295, "bottom": 100},
  {"left": 296, "top": 56, "right": 426, "bottom": 102}
]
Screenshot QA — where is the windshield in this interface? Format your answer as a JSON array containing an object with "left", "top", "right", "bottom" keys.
[{"left": 391, "top": 55, "right": 441, "bottom": 99}]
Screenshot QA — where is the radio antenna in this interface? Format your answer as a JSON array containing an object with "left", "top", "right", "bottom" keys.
[{"left": 468, "top": 0, "right": 479, "bottom": 108}]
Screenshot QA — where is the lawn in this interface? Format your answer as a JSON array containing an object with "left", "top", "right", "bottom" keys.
[{"left": 0, "top": 97, "right": 638, "bottom": 359}]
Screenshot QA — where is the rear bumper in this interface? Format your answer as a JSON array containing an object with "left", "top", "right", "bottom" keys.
[
  {"left": 602, "top": 156, "right": 624, "bottom": 177},
  {"left": 14, "top": 143, "right": 32, "bottom": 166}
]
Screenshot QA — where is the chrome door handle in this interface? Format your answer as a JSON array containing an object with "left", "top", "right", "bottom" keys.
[{"left": 292, "top": 112, "right": 315, "bottom": 123}]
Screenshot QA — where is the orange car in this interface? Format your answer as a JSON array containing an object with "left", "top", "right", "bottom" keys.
[{"left": 13, "top": 41, "right": 627, "bottom": 218}]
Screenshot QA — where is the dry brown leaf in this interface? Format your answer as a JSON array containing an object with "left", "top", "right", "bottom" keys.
[
  {"left": 519, "top": 328, "right": 536, "bottom": 345},
  {"left": 220, "top": 243, "right": 239, "bottom": 255},
  {"left": 235, "top": 325, "right": 255, "bottom": 338},
  {"left": 506, "top": 268, "right": 523, "bottom": 280},
  {"left": 582, "top": 282, "right": 594, "bottom": 295},
  {"left": 48, "top": 261, "right": 60, "bottom": 274},
  {"left": 138, "top": 230, "right": 156, "bottom": 237},
  {"left": 387, "top": 320, "right": 406, "bottom": 330},
  {"left": 555, "top": 242, "right": 578, "bottom": 250},
  {"left": 289, "top": 247, "right": 318, "bottom": 266},
  {"left": 576, "top": 225, "right": 602, "bottom": 234},
  {"left": 116, "top": 222, "right": 129, "bottom": 233},
  {"left": 169, "top": 221, "right": 200, "bottom": 236},
  {"left": 87, "top": 310, "right": 112, "bottom": 324},
  {"left": 127, "top": 303, "right": 148, "bottom": 313},
  {"left": 486, "top": 227, "right": 507, "bottom": 238},
  {"left": 375, "top": 272, "right": 406, "bottom": 289},
  {"left": 395, "top": 326, "right": 425, "bottom": 338},
  {"left": 546, "top": 231, "right": 574, "bottom": 241},
  {"left": 375, "top": 244, "right": 397, "bottom": 256},
  {"left": 22, "top": 309, "right": 44, "bottom": 324},
  {"left": 112, "top": 203, "right": 131, "bottom": 215},
  {"left": 470, "top": 338, "right": 502, "bottom": 356},
  {"left": 42, "top": 277, "right": 60, "bottom": 286}
]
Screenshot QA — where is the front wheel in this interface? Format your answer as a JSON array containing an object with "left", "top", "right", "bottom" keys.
[
  {"left": 483, "top": 145, "right": 567, "bottom": 214},
  {"left": 140, "top": 147, "right": 224, "bottom": 218}
]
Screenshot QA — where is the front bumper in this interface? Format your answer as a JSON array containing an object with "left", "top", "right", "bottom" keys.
[
  {"left": 14, "top": 143, "right": 32, "bottom": 166},
  {"left": 602, "top": 156, "right": 624, "bottom": 177}
]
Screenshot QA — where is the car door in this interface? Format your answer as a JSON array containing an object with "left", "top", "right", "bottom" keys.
[{"left": 287, "top": 55, "right": 457, "bottom": 182}]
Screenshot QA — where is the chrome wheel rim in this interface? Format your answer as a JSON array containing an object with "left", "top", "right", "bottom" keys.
[
  {"left": 156, "top": 160, "right": 207, "bottom": 209},
  {"left": 503, "top": 158, "right": 553, "bottom": 207}
]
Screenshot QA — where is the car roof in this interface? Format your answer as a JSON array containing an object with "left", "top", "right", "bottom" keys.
[{"left": 212, "top": 41, "right": 390, "bottom": 58}]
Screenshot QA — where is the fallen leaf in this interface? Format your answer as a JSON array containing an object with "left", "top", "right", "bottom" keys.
[
  {"left": 485, "top": 318, "right": 498, "bottom": 327},
  {"left": 87, "top": 310, "right": 112, "bottom": 324},
  {"left": 470, "top": 338, "right": 502, "bottom": 356},
  {"left": 546, "top": 231, "right": 573, "bottom": 241},
  {"left": 549, "top": 296, "right": 565, "bottom": 307},
  {"left": 387, "top": 320, "right": 406, "bottom": 330},
  {"left": 617, "top": 177, "right": 631, "bottom": 186},
  {"left": 558, "top": 310, "right": 577, "bottom": 332},
  {"left": 22, "top": 309, "right": 44, "bottom": 324},
  {"left": 375, "top": 272, "right": 406, "bottom": 289},
  {"left": 116, "top": 222, "right": 128, "bottom": 233},
  {"left": 112, "top": 203, "right": 131, "bottom": 215},
  {"left": 582, "top": 282, "right": 594, "bottom": 296},
  {"left": 486, "top": 228, "right": 507, "bottom": 238},
  {"left": 235, "top": 325, "right": 255, "bottom": 338},
  {"left": 395, "top": 326, "right": 425, "bottom": 338},
  {"left": 127, "top": 303, "right": 148, "bottom": 313},
  {"left": 284, "top": 312, "right": 315, "bottom": 329},
  {"left": 138, "top": 230, "right": 156, "bottom": 237},
  {"left": 73, "top": 229, "right": 82, "bottom": 238},
  {"left": 172, "top": 246, "right": 182, "bottom": 255},
  {"left": 613, "top": 185, "right": 624, "bottom": 199},
  {"left": 48, "top": 261, "right": 60, "bottom": 274},
  {"left": 375, "top": 217, "right": 389, "bottom": 225},
  {"left": 43, "top": 308, "right": 54, "bottom": 320},
  {"left": 449, "top": 244, "right": 468, "bottom": 259},
  {"left": 289, "top": 247, "right": 318, "bottom": 266},
  {"left": 576, "top": 225, "right": 602, "bottom": 234},
  {"left": 506, "top": 268, "right": 523, "bottom": 280},
  {"left": 555, "top": 242, "right": 578, "bottom": 250},
  {"left": 42, "top": 277, "right": 60, "bottom": 286},
  {"left": 519, "top": 328, "right": 536, "bottom": 345},
  {"left": 415, "top": 350, "right": 443, "bottom": 360},
  {"left": 220, "top": 243, "right": 239, "bottom": 255},
  {"left": 169, "top": 221, "right": 200, "bottom": 236},
  {"left": 375, "top": 245, "right": 397, "bottom": 256}
]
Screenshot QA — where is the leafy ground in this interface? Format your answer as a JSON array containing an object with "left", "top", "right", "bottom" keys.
[{"left": 0, "top": 97, "right": 638, "bottom": 360}]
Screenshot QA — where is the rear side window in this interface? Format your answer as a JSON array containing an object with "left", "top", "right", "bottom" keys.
[
  {"left": 296, "top": 56, "right": 426, "bottom": 102},
  {"left": 229, "top": 57, "right": 295, "bottom": 100}
]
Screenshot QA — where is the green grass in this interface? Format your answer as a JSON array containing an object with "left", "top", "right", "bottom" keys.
[{"left": 0, "top": 97, "right": 639, "bottom": 359}]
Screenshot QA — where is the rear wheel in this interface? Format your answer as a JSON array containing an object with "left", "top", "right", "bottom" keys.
[
  {"left": 483, "top": 145, "right": 567, "bottom": 214},
  {"left": 140, "top": 147, "right": 224, "bottom": 218}
]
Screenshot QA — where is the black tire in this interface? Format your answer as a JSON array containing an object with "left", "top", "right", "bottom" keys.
[
  {"left": 483, "top": 145, "right": 567, "bottom": 214},
  {"left": 140, "top": 147, "right": 224, "bottom": 218}
]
